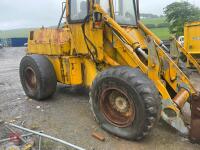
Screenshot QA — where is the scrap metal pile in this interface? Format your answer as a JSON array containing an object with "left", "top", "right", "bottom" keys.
[{"left": 0, "top": 121, "right": 85, "bottom": 150}]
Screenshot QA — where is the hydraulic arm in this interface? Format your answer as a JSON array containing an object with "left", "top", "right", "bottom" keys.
[{"left": 94, "top": 4, "right": 200, "bottom": 141}]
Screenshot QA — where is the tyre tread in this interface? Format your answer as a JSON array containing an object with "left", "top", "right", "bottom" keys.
[{"left": 90, "top": 66, "right": 161, "bottom": 140}]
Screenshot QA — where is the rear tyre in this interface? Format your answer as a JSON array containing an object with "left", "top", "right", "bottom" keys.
[
  {"left": 20, "top": 54, "right": 57, "bottom": 100},
  {"left": 90, "top": 66, "right": 161, "bottom": 140}
]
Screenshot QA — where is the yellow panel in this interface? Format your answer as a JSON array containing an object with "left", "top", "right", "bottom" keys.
[
  {"left": 124, "top": 27, "right": 147, "bottom": 49},
  {"left": 47, "top": 56, "right": 64, "bottom": 83},
  {"left": 69, "top": 57, "right": 83, "bottom": 85},
  {"left": 69, "top": 23, "right": 104, "bottom": 61},
  {"left": 62, "top": 57, "right": 70, "bottom": 84},
  {"left": 82, "top": 58, "right": 97, "bottom": 87},
  {"left": 27, "top": 28, "right": 71, "bottom": 56},
  {"left": 47, "top": 56, "right": 93, "bottom": 86},
  {"left": 184, "top": 22, "right": 200, "bottom": 54},
  {"left": 104, "top": 28, "right": 144, "bottom": 70},
  {"left": 68, "top": 24, "right": 88, "bottom": 54},
  {"left": 62, "top": 57, "right": 83, "bottom": 85},
  {"left": 85, "top": 22, "right": 104, "bottom": 61}
]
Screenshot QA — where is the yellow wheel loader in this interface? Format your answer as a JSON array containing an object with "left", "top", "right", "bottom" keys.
[{"left": 19, "top": 0, "right": 200, "bottom": 142}]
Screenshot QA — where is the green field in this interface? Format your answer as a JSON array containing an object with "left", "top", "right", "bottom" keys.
[
  {"left": 141, "top": 17, "right": 166, "bottom": 25},
  {"left": 141, "top": 17, "right": 171, "bottom": 40},
  {"left": 149, "top": 27, "right": 170, "bottom": 40},
  {"left": 0, "top": 17, "right": 171, "bottom": 40}
]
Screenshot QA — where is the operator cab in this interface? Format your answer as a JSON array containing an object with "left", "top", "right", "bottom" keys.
[
  {"left": 68, "top": 0, "right": 138, "bottom": 26},
  {"left": 108, "top": 0, "right": 137, "bottom": 25}
]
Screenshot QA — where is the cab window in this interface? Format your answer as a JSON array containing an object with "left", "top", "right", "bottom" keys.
[
  {"left": 113, "top": 0, "right": 137, "bottom": 25},
  {"left": 96, "top": 0, "right": 110, "bottom": 15},
  {"left": 69, "top": 0, "right": 88, "bottom": 22}
]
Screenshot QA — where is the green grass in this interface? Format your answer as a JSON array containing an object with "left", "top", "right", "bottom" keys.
[
  {"left": 142, "top": 17, "right": 171, "bottom": 40},
  {"left": 141, "top": 17, "right": 166, "bottom": 25},
  {"left": 150, "top": 27, "right": 170, "bottom": 40}
]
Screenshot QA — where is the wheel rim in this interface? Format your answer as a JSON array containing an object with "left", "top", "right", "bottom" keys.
[
  {"left": 24, "top": 67, "right": 37, "bottom": 90},
  {"left": 100, "top": 88, "right": 136, "bottom": 128}
]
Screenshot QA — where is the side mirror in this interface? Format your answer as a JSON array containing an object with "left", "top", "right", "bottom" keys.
[
  {"left": 93, "top": 12, "right": 103, "bottom": 28},
  {"left": 93, "top": 12, "right": 102, "bottom": 22}
]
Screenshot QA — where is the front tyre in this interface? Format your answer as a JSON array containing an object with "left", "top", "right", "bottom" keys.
[{"left": 90, "top": 67, "right": 161, "bottom": 140}]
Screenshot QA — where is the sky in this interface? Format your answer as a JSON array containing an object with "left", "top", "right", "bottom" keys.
[{"left": 0, "top": 0, "right": 200, "bottom": 30}]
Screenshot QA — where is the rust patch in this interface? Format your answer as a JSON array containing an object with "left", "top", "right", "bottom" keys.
[
  {"left": 38, "top": 28, "right": 45, "bottom": 43},
  {"left": 100, "top": 88, "right": 135, "bottom": 128},
  {"left": 24, "top": 67, "right": 37, "bottom": 90},
  {"left": 33, "top": 28, "right": 70, "bottom": 45},
  {"left": 190, "top": 94, "right": 200, "bottom": 143}
]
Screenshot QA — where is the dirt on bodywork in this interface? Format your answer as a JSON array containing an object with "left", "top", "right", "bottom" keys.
[{"left": 0, "top": 47, "right": 200, "bottom": 150}]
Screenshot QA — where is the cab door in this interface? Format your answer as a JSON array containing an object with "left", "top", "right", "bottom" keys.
[{"left": 67, "top": 0, "right": 104, "bottom": 61}]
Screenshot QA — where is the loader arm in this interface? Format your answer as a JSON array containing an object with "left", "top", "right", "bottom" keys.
[
  {"left": 94, "top": 4, "right": 196, "bottom": 96},
  {"left": 175, "top": 38, "right": 200, "bottom": 73},
  {"left": 93, "top": 4, "right": 200, "bottom": 141},
  {"left": 138, "top": 21, "right": 200, "bottom": 74}
]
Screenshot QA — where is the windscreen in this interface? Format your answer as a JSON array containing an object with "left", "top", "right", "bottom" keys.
[
  {"left": 113, "top": 0, "right": 137, "bottom": 25},
  {"left": 95, "top": 0, "right": 110, "bottom": 15}
]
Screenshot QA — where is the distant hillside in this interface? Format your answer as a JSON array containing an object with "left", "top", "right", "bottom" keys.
[
  {"left": 0, "top": 28, "right": 35, "bottom": 39},
  {"left": 140, "top": 13, "right": 160, "bottom": 19},
  {"left": 0, "top": 17, "right": 170, "bottom": 40}
]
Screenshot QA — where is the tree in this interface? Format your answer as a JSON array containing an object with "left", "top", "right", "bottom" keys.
[{"left": 164, "top": 1, "right": 200, "bottom": 36}]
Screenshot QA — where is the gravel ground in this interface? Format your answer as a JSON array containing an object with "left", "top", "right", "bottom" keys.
[{"left": 0, "top": 47, "right": 200, "bottom": 150}]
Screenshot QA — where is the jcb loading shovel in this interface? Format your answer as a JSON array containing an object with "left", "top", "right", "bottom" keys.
[{"left": 19, "top": 0, "right": 200, "bottom": 143}]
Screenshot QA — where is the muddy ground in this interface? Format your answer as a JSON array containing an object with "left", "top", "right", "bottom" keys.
[{"left": 0, "top": 47, "right": 200, "bottom": 150}]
